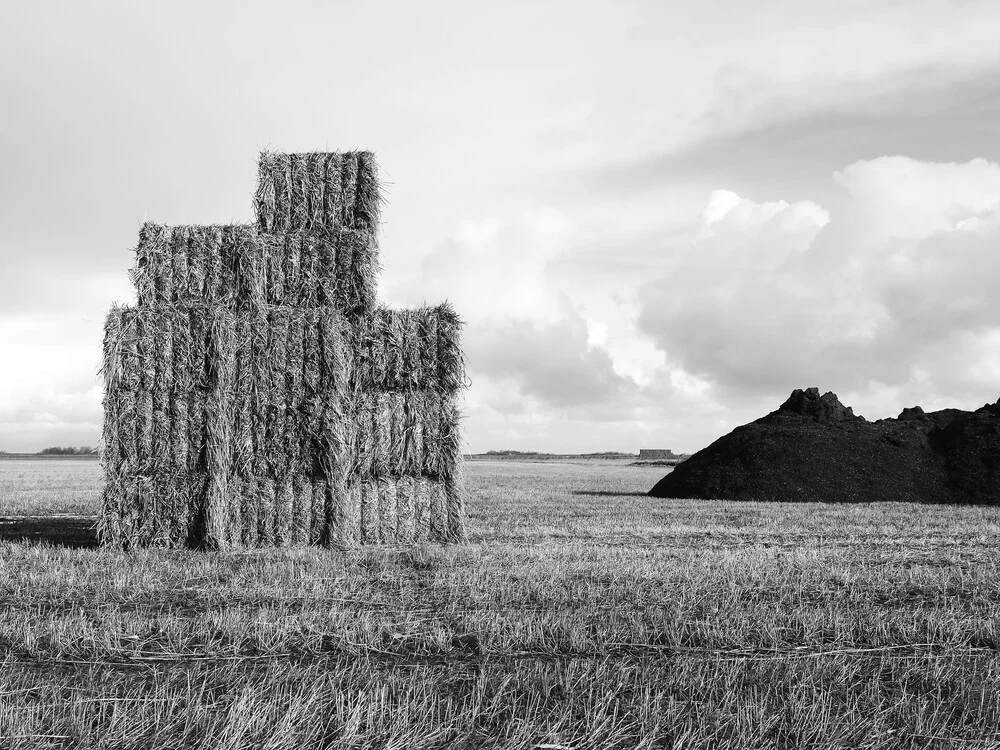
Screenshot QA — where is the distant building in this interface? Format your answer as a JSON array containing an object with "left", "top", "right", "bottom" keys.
[{"left": 639, "top": 449, "right": 678, "bottom": 460}]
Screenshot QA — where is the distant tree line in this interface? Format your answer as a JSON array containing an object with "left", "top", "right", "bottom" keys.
[{"left": 39, "top": 446, "right": 98, "bottom": 455}]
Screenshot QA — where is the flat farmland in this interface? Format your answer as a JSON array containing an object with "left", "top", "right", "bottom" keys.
[{"left": 1, "top": 457, "right": 1000, "bottom": 748}]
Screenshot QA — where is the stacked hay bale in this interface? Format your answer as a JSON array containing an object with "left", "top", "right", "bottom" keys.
[{"left": 101, "top": 152, "right": 465, "bottom": 550}]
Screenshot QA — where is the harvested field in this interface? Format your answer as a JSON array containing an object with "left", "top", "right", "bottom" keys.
[{"left": 3, "top": 458, "right": 1000, "bottom": 747}]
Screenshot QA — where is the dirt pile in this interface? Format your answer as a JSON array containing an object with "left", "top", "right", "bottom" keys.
[{"left": 649, "top": 387, "right": 1000, "bottom": 504}]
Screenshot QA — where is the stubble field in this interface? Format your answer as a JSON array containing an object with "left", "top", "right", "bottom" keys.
[{"left": 1, "top": 457, "right": 999, "bottom": 749}]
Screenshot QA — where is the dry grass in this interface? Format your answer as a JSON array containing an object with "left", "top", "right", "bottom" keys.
[{"left": 2, "top": 458, "right": 1000, "bottom": 747}]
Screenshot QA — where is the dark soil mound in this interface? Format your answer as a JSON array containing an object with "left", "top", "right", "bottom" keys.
[{"left": 649, "top": 387, "right": 1000, "bottom": 504}]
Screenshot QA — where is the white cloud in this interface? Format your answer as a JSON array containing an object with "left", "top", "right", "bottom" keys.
[{"left": 638, "top": 156, "right": 1000, "bottom": 422}]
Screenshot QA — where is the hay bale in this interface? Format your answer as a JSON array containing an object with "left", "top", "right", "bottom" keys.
[
  {"left": 135, "top": 311, "right": 155, "bottom": 473},
  {"left": 202, "top": 307, "right": 236, "bottom": 550},
  {"left": 255, "top": 151, "right": 382, "bottom": 235},
  {"left": 428, "top": 478, "right": 447, "bottom": 542},
  {"left": 309, "top": 479, "right": 325, "bottom": 545},
  {"left": 275, "top": 475, "right": 294, "bottom": 547},
  {"left": 378, "top": 476, "right": 397, "bottom": 543},
  {"left": 359, "top": 478, "right": 379, "bottom": 544},
  {"left": 437, "top": 303, "right": 465, "bottom": 393},
  {"left": 188, "top": 309, "right": 208, "bottom": 473},
  {"left": 103, "top": 150, "right": 466, "bottom": 549},
  {"left": 396, "top": 475, "right": 416, "bottom": 543},
  {"left": 151, "top": 312, "right": 173, "bottom": 473},
  {"left": 412, "top": 478, "right": 430, "bottom": 544}
]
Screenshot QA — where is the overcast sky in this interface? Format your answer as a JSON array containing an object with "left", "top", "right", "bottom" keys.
[{"left": 2, "top": 0, "right": 1000, "bottom": 454}]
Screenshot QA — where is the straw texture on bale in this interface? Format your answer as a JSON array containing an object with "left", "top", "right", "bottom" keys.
[
  {"left": 102, "top": 150, "right": 465, "bottom": 549},
  {"left": 254, "top": 151, "right": 383, "bottom": 236},
  {"left": 351, "top": 304, "right": 466, "bottom": 392},
  {"left": 100, "top": 301, "right": 465, "bottom": 548},
  {"left": 131, "top": 223, "right": 378, "bottom": 315}
]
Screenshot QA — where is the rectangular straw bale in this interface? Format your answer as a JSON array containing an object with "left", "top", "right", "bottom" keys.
[
  {"left": 203, "top": 306, "right": 236, "bottom": 550},
  {"left": 135, "top": 311, "right": 155, "bottom": 473},
  {"left": 309, "top": 479, "right": 324, "bottom": 545},
  {"left": 334, "top": 228, "right": 356, "bottom": 308},
  {"left": 436, "top": 303, "right": 465, "bottom": 392},
  {"left": 399, "top": 310, "right": 421, "bottom": 389},
  {"left": 396, "top": 475, "right": 416, "bottom": 544},
  {"left": 285, "top": 234, "right": 302, "bottom": 303},
  {"left": 170, "top": 227, "right": 190, "bottom": 305},
  {"left": 132, "top": 223, "right": 168, "bottom": 307},
  {"left": 151, "top": 312, "right": 173, "bottom": 473},
  {"left": 266, "top": 309, "right": 290, "bottom": 477},
  {"left": 306, "top": 153, "right": 326, "bottom": 229},
  {"left": 285, "top": 311, "right": 305, "bottom": 475},
  {"left": 314, "top": 232, "right": 338, "bottom": 307},
  {"left": 354, "top": 152, "right": 382, "bottom": 235},
  {"left": 217, "top": 225, "right": 244, "bottom": 308},
  {"left": 317, "top": 308, "right": 352, "bottom": 480},
  {"left": 201, "top": 226, "right": 223, "bottom": 303},
  {"left": 255, "top": 152, "right": 279, "bottom": 233},
  {"left": 444, "top": 473, "right": 466, "bottom": 542},
  {"left": 239, "top": 474, "right": 259, "bottom": 548},
  {"left": 379, "top": 308, "right": 402, "bottom": 389},
  {"left": 249, "top": 308, "right": 269, "bottom": 477},
  {"left": 231, "top": 312, "right": 254, "bottom": 476},
  {"left": 185, "top": 472, "right": 208, "bottom": 548},
  {"left": 256, "top": 151, "right": 382, "bottom": 234},
  {"left": 378, "top": 477, "right": 397, "bottom": 543},
  {"left": 323, "top": 153, "right": 343, "bottom": 230},
  {"left": 187, "top": 227, "right": 206, "bottom": 300},
  {"left": 371, "top": 392, "right": 391, "bottom": 477},
  {"left": 439, "top": 395, "right": 463, "bottom": 479},
  {"left": 222, "top": 474, "right": 243, "bottom": 549},
  {"left": 417, "top": 305, "right": 439, "bottom": 389},
  {"left": 290, "top": 153, "right": 309, "bottom": 232},
  {"left": 292, "top": 475, "right": 311, "bottom": 546},
  {"left": 352, "top": 392, "right": 376, "bottom": 479},
  {"left": 360, "top": 479, "right": 380, "bottom": 543},
  {"left": 98, "top": 478, "right": 126, "bottom": 547},
  {"left": 258, "top": 477, "right": 276, "bottom": 547},
  {"left": 101, "top": 307, "right": 126, "bottom": 480},
  {"left": 171, "top": 309, "right": 192, "bottom": 472},
  {"left": 349, "top": 229, "right": 379, "bottom": 313},
  {"left": 229, "top": 225, "right": 263, "bottom": 310},
  {"left": 340, "top": 153, "right": 358, "bottom": 228},
  {"left": 400, "top": 392, "right": 425, "bottom": 476},
  {"left": 351, "top": 312, "right": 376, "bottom": 389},
  {"left": 412, "top": 478, "right": 430, "bottom": 543},
  {"left": 134, "top": 474, "right": 158, "bottom": 547},
  {"left": 387, "top": 393, "right": 406, "bottom": 476},
  {"left": 298, "top": 234, "right": 320, "bottom": 307},
  {"left": 428, "top": 478, "right": 447, "bottom": 542},
  {"left": 273, "top": 153, "right": 293, "bottom": 232},
  {"left": 344, "top": 477, "right": 361, "bottom": 547},
  {"left": 274, "top": 474, "right": 293, "bottom": 547},
  {"left": 301, "top": 310, "right": 321, "bottom": 473},
  {"left": 421, "top": 392, "right": 442, "bottom": 476},
  {"left": 188, "top": 308, "right": 208, "bottom": 473},
  {"left": 263, "top": 234, "right": 287, "bottom": 305}
]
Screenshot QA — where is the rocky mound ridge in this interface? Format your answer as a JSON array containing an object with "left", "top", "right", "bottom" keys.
[{"left": 649, "top": 387, "right": 1000, "bottom": 504}]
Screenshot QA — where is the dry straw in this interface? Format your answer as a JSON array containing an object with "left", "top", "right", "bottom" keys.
[{"left": 102, "top": 150, "right": 466, "bottom": 549}]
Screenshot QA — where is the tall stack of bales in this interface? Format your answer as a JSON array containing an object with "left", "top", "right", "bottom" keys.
[{"left": 101, "top": 152, "right": 466, "bottom": 550}]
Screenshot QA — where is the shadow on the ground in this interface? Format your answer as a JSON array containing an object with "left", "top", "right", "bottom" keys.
[
  {"left": 0, "top": 516, "right": 100, "bottom": 548},
  {"left": 570, "top": 490, "right": 650, "bottom": 498}
]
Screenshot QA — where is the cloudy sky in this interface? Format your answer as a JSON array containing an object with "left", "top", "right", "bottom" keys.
[{"left": 2, "top": 0, "right": 1000, "bottom": 454}]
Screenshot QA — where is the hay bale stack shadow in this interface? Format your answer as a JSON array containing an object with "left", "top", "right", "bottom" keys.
[
  {"left": 0, "top": 516, "right": 100, "bottom": 548},
  {"left": 101, "top": 151, "right": 467, "bottom": 550}
]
